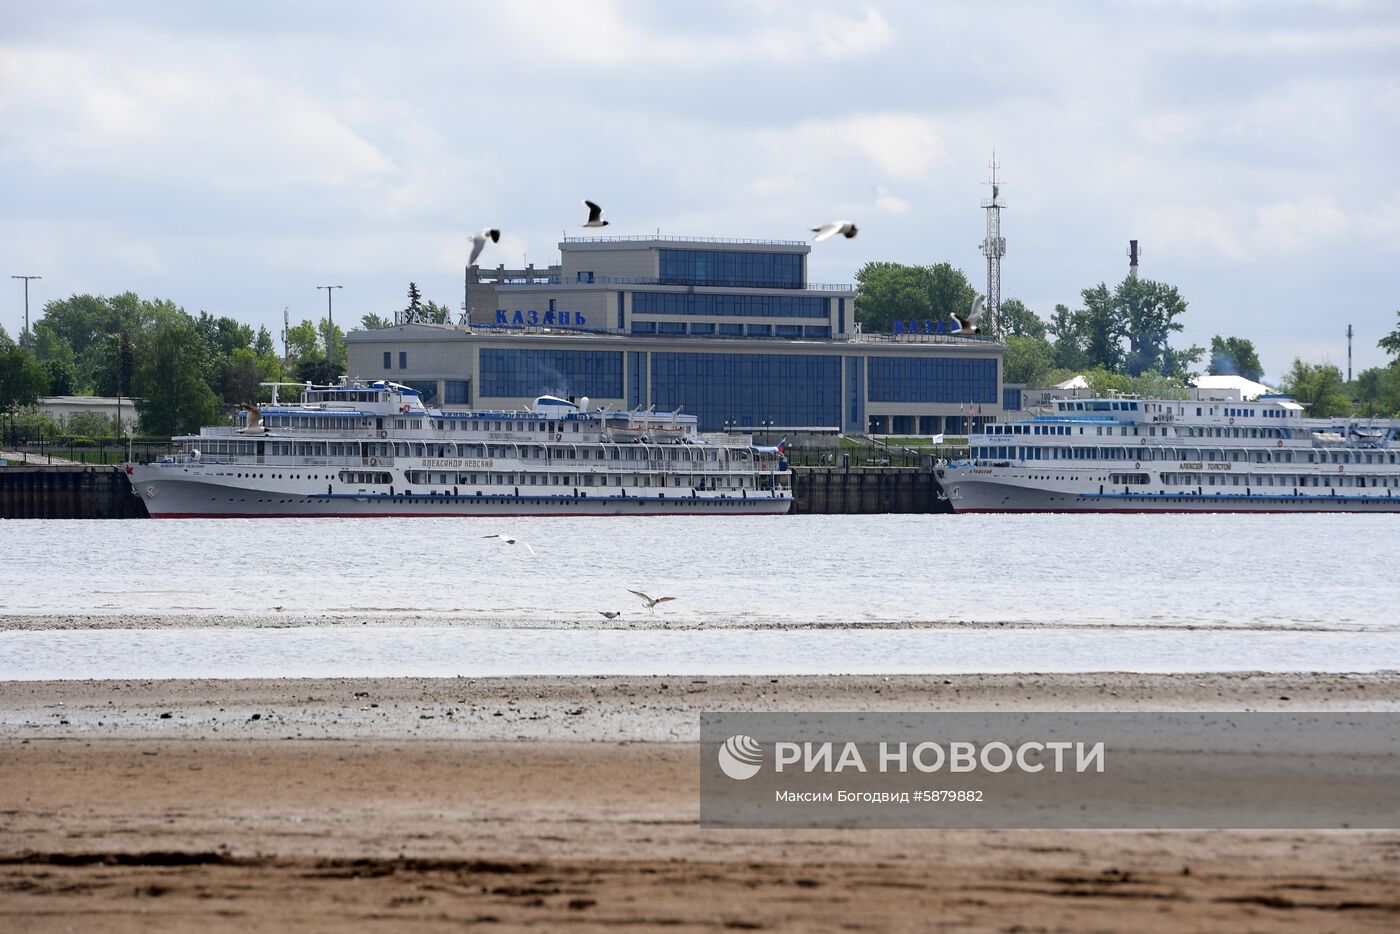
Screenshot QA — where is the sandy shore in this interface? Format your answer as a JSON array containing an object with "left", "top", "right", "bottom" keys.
[{"left": 3, "top": 673, "right": 1399, "bottom": 931}]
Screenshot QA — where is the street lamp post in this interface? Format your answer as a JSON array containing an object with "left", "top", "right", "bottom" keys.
[
  {"left": 11, "top": 275, "right": 41, "bottom": 350},
  {"left": 316, "top": 284, "right": 343, "bottom": 373}
]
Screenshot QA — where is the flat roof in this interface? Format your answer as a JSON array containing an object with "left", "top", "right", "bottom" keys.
[{"left": 559, "top": 234, "right": 809, "bottom": 253}]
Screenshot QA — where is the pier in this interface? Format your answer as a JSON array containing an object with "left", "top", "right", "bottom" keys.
[
  {"left": 0, "top": 465, "right": 149, "bottom": 519},
  {"left": 0, "top": 464, "right": 947, "bottom": 519}
]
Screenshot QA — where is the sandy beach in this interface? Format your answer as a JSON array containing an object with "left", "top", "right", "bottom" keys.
[{"left": 3, "top": 672, "right": 1399, "bottom": 931}]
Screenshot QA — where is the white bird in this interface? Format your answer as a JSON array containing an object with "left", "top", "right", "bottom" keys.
[
  {"left": 468, "top": 228, "right": 501, "bottom": 266},
  {"left": 811, "top": 220, "right": 858, "bottom": 242},
  {"left": 236, "top": 402, "right": 270, "bottom": 435},
  {"left": 950, "top": 296, "right": 985, "bottom": 335},
  {"left": 483, "top": 533, "right": 535, "bottom": 556},
  {"left": 582, "top": 200, "right": 610, "bottom": 228},
  {"left": 629, "top": 590, "right": 676, "bottom": 612},
  {"left": 598, "top": 611, "right": 622, "bottom": 620}
]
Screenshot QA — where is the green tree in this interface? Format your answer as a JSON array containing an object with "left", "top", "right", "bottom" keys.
[
  {"left": 1380, "top": 309, "right": 1400, "bottom": 358},
  {"left": 1351, "top": 364, "right": 1400, "bottom": 417},
  {"left": 1047, "top": 303, "right": 1089, "bottom": 371},
  {"left": 1208, "top": 336, "right": 1265, "bottom": 382},
  {"left": 286, "top": 320, "right": 323, "bottom": 361},
  {"left": 0, "top": 323, "right": 12, "bottom": 347},
  {"left": 254, "top": 325, "right": 277, "bottom": 359},
  {"left": 1078, "top": 284, "right": 1126, "bottom": 372},
  {"left": 1003, "top": 335, "right": 1055, "bottom": 386},
  {"left": 40, "top": 358, "right": 76, "bottom": 395},
  {"left": 1115, "top": 277, "right": 1198, "bottom": 376},
  {"left": 422, "top": 300, "right": 453, "bottom": 324},
  {"left": 1280, "top": 359, "right": 1351, "bottom": 417},
  {"left": 405, "top": 282, "right": 423, "bottom": 320},
  {"left": 0, "top": 345, "right": 50, "bottom": 441},
  {"left": 360, "top": 313, "right": 394, "bottom": 330},
  {"left": 854, "top": 261, "right": 978, "bottom": 333},
  {"left": 132, "top": 314, "right": 224, "bottom": 437},
  {"left": 998, "top": 298, "right": 1047, "bottom": 340}
]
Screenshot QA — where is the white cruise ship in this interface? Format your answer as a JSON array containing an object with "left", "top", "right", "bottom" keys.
[
  {"left": 127, "top": 380, "right": 792, "bottom": 518},
  {"left": 939, "top": 391, "right": 1400, "bottom": 513}
]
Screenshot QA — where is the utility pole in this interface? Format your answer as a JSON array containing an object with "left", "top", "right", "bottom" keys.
[
  {"left": 316, "top": 285, "right": 343, "bottom": 372},
  {"left": 10, "top": 275, "right": 41, "bottom": 350}
]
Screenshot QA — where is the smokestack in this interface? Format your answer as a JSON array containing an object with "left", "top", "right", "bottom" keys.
[{"left": 1128, "top": 240, "right": 1140, "bottom": 279}]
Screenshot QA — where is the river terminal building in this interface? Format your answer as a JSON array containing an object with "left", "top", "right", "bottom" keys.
[{"left": 346, "top": 235, "right": 1006, "bottom": 435}]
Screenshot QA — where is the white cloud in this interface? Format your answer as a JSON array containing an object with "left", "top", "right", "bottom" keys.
[
  {"left": 875, "top": 186, "right": 910, "bottom": 215},
  {"left": 490, "top": 1, "right": 892, "bottom": 67},
  {"left": 1251, "top": 197, "right": 1348, "bottom": 253}
]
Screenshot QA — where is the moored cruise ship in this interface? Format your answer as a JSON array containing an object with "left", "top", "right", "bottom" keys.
[
  {"left": 939, "top": 391, "right": 1400, "bottom": 513},
  {"left": 127, "top": 380, "right": 792, "bottom": 518}
]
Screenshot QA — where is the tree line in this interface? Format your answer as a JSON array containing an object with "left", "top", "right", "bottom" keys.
[
  {"left": 0, "top": 284, "right": 440, "bottom": 441},
  {"left": 853, "top": 261, "right": 1400, "bottom": 417}
]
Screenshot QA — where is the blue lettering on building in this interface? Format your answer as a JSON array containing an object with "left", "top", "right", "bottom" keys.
[{"left": 489, "top": 309, "right": 589, "bottom": 329}]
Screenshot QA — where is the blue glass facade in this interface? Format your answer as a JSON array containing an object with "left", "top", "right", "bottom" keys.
[
  {"left": 867, "top": 357, "right": 997, "bottom": 404},
  {"left": 658, "top": 249, "right": 802, "bottom": 288},
  {"left": 627, "top": 352, "right": 645, "bottom": 409},
  {"left": 1002, "top": 387, "right": 1022, "bottom": 411},
  {"left": 480, "top": 348, "right": 624, "bottom": 399},
  {"left": 445, "top": 379, "right": 470, "bottom": 405},
  {"left": 845, "top": 356, "right": 865, "bottom": 431},
  {"left": 633, "top": 291, "right": 827, "bottom": 319},
  {"left": 650, "top": 352, "right": 841, "bottom": 430}
]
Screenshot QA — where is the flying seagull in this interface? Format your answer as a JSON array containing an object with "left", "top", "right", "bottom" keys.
[
  {"left": 236, "top": 403, "right": 270, "bottom": 435},
  {"left": 811, "top": 220, "right": 858, "bottom": 242},
  {"left": 598, "top": 611, "right": 623, "bottom": 620},
  {"left": 483, "top": 533, "right": 535, "bottom": 556},
  {"left": 629, "top": 590, "right": 676, "bottom": 612},
  {"left": 950, "top": 296, "right": 985, "bottom": 335},
  {"left": 582, "top": 200, "right": 610, "bottom": 228},
  {"left": 468, "top": 228, "right": 501, "bottom": 266}
]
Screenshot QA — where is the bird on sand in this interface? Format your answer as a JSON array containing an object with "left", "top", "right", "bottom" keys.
[
  {"left": 273, "top": 605, "right": 284, "bottom": 612},
  {"left": 598, "top": 611, "right": 623, "bottom": 620},
  {"left": 629, "top": 590, "right": 676, "bottom": 612},
  {"left": 468, "top": 228, "right": 501, "bottom": 266},
  {"left": 811, "top": 220, "right": 858, "bottom": 242},
  {"left": 483, "top": 533, "right": 535, "bottom": 556},
  {"left": 950, "top": 296, "right": 985, "bottom": 335},
  {"left": 582, "top": 199, "right": 610, "bottom": 228}
]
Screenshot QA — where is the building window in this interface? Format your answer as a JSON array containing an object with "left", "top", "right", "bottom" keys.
[
  {"left": 867, "top": 356, "right": 998, "bottom": 404},
  {"left": 444, "top": 380, "right": 469, "bottom": 405},
  {"left": 479, "top": 348, "right": 624, "bottom": 398},
  {"left": 399, "top": 351, "right": 408, "bottom": 369},
  {"left": 631, "top": 321, "right": 656, "bottom": 334},
  {"left": 383, "top": 351, "right": 392, "bottom": 370},
  {"left": 577, "top": 271, "right": 595, "bottom": 283},
  {"left": 633, "top": 291, "right": 827, "bottom": 319},
  {"left": 650, "top": 351, "right": 842, "bottom": 430},
  {"left": 657, "top": 249, "right": 802, "bottom": 289},
  {"left": 658, "top": 321, "right": 686, "bottom": 334}
]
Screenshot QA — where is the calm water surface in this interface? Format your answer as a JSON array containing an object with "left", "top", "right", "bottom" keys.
[{"left": 3, "top": 515, "right": 1398, "bottom": 677}]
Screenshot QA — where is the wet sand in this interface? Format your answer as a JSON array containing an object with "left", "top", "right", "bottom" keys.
[{"left": 2, "top": 673, "right": 1399, "bottom": 931}]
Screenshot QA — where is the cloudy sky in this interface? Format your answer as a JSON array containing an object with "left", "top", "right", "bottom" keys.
[{"left": 3, "top": 0, "right": 1398, "bottom": 378}]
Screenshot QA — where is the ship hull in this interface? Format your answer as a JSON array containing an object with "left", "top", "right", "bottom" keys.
[
  {"left": 129, "top": 472, "right": 792, "bottom": 518},
  {"left": 943, "top": 476, "right": 1400, "bottom": 514}
]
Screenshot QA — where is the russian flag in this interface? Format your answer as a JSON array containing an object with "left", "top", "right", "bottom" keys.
[{"left": 776, "top": 437, "right": 788, "bottom": 454}]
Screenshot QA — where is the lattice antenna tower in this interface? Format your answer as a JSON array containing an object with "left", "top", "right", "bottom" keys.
[{"left": 979, "top": 153, "right": 1006, "bottom": 339}]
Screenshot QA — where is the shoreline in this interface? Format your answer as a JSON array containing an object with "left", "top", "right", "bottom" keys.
[
  {"left": 5, "top": 672, "right": 1399, "bottom": 930},
  {"left": 5, "top": 612, "right": 1395, "bottom": 633}
]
